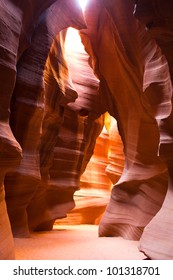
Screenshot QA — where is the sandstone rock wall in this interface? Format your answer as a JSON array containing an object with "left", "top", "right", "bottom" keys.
[
  {"left": 0, "top": 0, "right": 61, "bottom": 260},
  {"left": 0, "top": 0, "right": 173, "bottom": 260},
  {"left": 0, "top": 0, "right": 86, "bottom": 259},
  {"left": 135, "top": 0, "right": 173, "bottom": 260},
  {"left": 79, "top": 0, "right": 169, "bottom": 242}
]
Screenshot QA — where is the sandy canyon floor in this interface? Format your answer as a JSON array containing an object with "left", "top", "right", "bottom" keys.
[{"left": 14, "top": 225, "right": 145, "bottom": 260}]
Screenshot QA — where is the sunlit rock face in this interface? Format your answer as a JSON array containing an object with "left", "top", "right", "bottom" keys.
[
  {"left": 26, "top": 31, "right": 80, "bottom": 233},
  {"left": 37, "top": 27, "right": 106, "bottom": 228},
  {"left": 80, "top": 123, "right": 111, "bottom": 192},
  {"left": 68, "top": 113, "right": 124, "bottom": 226},
  {"left": 80, "top": 0, "right": 170, "bottom": 242},
  {"left": 69, "top": 120, "right": 112, "bottom": 225},
  {"left": 135, "top": 0, "right": 173, "bottom": 260},
  {"left": 105, "top": 114, "right": 125, "bottom": 184},
  {"left": 55, "top": 112, "right": 124, "bottom": 226}
]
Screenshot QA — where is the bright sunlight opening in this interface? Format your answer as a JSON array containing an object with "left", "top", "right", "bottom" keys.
[{"left": 78, "top": 0, "right": 89, "bottom": 11}]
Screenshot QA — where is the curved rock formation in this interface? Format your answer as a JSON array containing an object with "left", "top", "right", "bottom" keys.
[
  {"left": 1, "top": 0, "right": 173, "bottom": 261},
  {"left": 5, "top": 1, "right": 86, "bottom": 237},
  {"left": 135, "top": 0, "right": 173, "bottom": 260},
  {"left": 80, "top": 0, "right": 170, "bottom": 240},
  {"left": 70, "top": 120, "right": 112, "bottom": 225},
  {"left": 0, "top": 0, "right": 62, "bottom": 259},
  {"left": 105, "top": 114, "right": 124, "bottom": 184},
  {"left": 0, "top": 0, "right": 85, "bottom": 258},
  {"left": 30, "top": 27, "right": 105, "bottom": 230},
  {"left": 4, "top": 0, "right": 86, "bottom": 238}
]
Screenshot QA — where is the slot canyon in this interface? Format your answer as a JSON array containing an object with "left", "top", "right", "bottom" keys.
[{"left": 0, "top": 0, "right": 173, "bottom": 260}]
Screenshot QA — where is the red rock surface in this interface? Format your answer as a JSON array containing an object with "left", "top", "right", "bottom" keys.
[
  {"left": 105, "top": 114, "right": 125, "bottom": 184},
  {"left": 4, "top": 1, "right": 85, "bottom": 238},
  {"left": 41, "top": 27, "right": 106, "bottom": 227},
  {"left": 0, "top": 0, "right": 173, "bottom": 260},
  {"left": 0, "top": 0, "right": 64, "bottom": 259},
  {"left": 80, "top": 0, "right": 168, "bottom": 242},
  {"left": 135, "top": 0, "right": 173, "bottom": 260}
]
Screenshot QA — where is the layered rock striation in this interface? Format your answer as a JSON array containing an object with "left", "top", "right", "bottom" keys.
[
  {"left": 0, "top": 0, "right": 61, "bottom": 260},
  {"left": 79, "top": 0, "right": 169, "bottom": 242},
  {"left": 135, "top": 0, "right": 173, "bottom": 260},
  {"left": 1, "top": 0, "right": 173, "bottom": 260},
  {"left": 0, "top": 0, "right": 86, "bottom": 258}
]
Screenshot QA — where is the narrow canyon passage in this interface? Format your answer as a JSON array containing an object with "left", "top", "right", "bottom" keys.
[{"left": 1, "top": 0, "right": 173, "bottom": 261}]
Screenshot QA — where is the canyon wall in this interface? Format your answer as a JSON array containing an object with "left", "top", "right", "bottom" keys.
[
  {"left": 0, "top": 0, "right": 173, "bottom": 260},
  {"left": 135, "top": 0, "right": 173, "bottom": 260}
]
